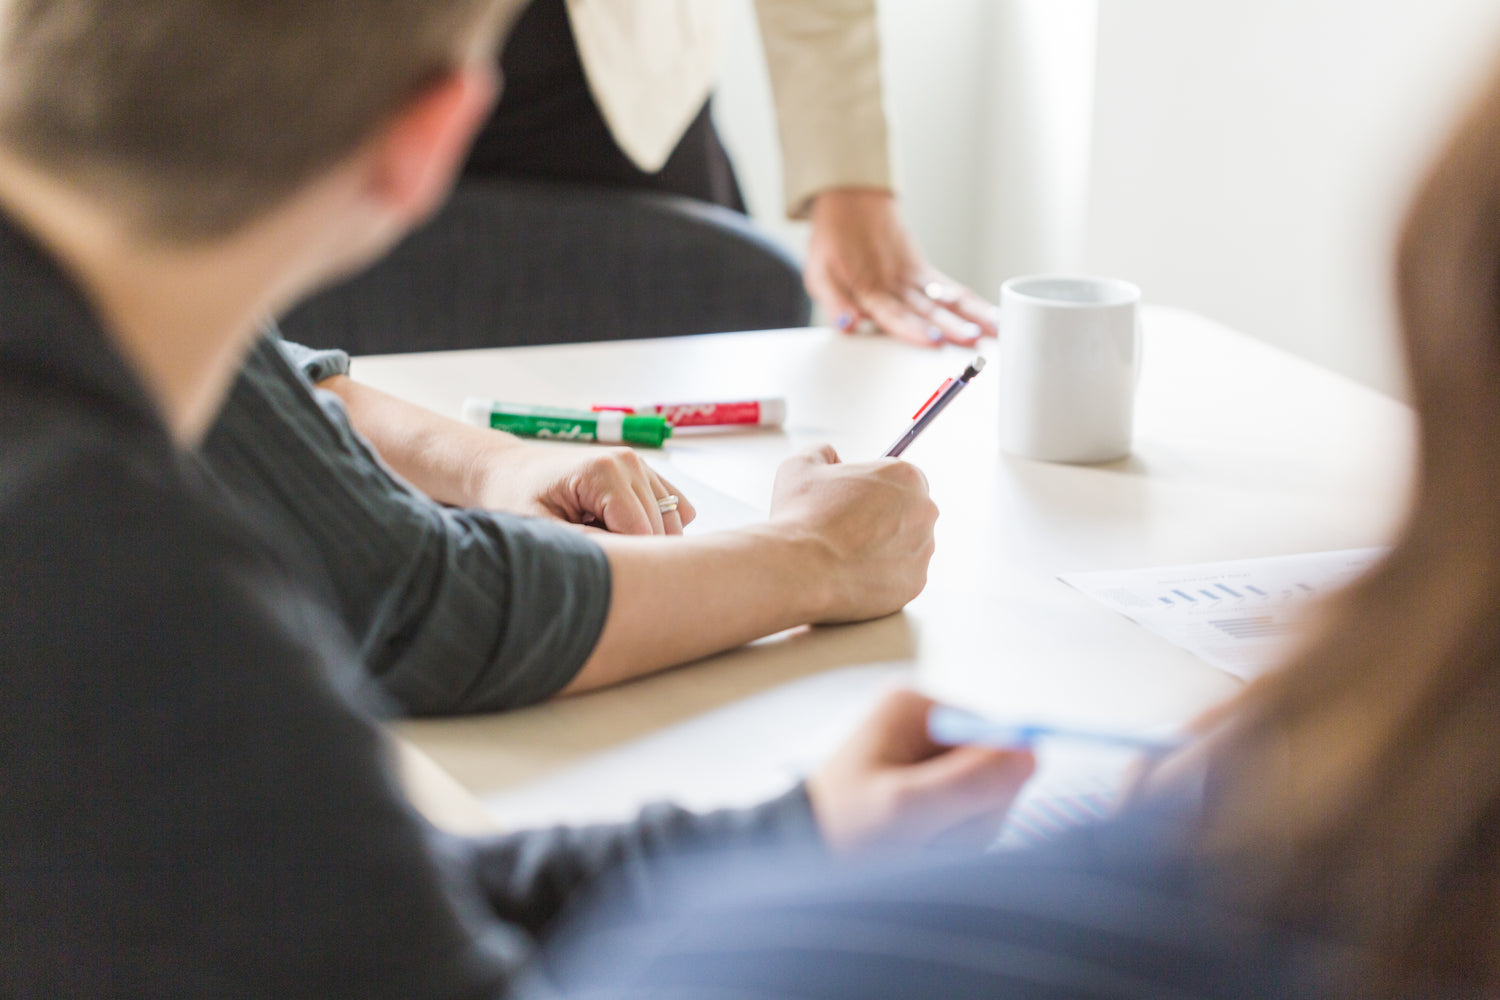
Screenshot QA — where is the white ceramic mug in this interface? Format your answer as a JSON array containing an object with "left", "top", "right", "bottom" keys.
[{"left": 996, "top": 275, "right": 1142, "bottom": 464}]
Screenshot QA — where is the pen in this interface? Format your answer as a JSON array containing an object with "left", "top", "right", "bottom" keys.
[
  {"left": 927, "top": 706, "right": 1187, "bottom": 755},
  {"left": 592, "top": 398, "right": 787, "bottom": 428},
  {"left": 883, "top": 356, "right": 985, "bottom": 458},
  {"left": 462, "top": 399, "right": 672, "bottom": 447}
]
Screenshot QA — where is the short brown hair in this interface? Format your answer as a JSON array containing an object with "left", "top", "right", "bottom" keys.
[{"left": 0, "top": 1, "right": 515, "bottom": 238}]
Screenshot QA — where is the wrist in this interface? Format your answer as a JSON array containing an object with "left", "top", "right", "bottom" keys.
[
  {"left": 811, "top": 187, "right": 895, "bottom": 219},
  {"left": 744, "top": 519, "right": 843, "bottom": 625},
  {"left": 459, "top": 429, "right": 529, "bottom": 510}
]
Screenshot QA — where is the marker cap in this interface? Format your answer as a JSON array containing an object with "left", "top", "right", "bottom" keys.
[
  {"left": 622, "top": 414, "right": 672, "bottom": 447},
  {"left": 462, "top": 397, "right": 496, "bottom": 427}
]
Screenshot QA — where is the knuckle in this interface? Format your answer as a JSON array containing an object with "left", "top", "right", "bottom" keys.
[{"left": 887, "top": 461, "right": 926, "bottom": 490}]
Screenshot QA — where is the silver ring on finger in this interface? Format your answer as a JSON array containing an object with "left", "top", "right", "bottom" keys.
[
  {"left": 923, "top": 281, "right": 959, "bottom": 305},
  {"left": 656, "top": 494, "right": 680, "bottom": 514}
]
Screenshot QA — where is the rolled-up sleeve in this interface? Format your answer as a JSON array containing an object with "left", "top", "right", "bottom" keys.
[
  {"left": 754, "top": 0, "right": 895, "bottom": 218},
  {"left": 278, "top": 337, "right": 351, "bottom": 383},
  {"left": 198, "top": 329, "right": 610, "bottom": 715}
]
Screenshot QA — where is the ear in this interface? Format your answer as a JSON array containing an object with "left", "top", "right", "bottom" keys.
[{"left": 366, "top": 65, "right": 498, "bottom": 227}]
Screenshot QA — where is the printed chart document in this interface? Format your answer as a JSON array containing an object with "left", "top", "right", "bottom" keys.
[{"left": 1060, "top": 548, "right": 1388, "bottom": 680}]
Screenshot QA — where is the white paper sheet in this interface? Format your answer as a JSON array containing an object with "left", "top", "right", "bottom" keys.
[
  {"left": 645, "top": 456, "right": 765, "bottom": 533},
  {"left": 1059, "top": 548, "right": 1388, "bottom": 680}
]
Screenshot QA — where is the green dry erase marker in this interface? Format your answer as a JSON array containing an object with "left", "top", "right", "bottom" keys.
[{"left": 462, "top": 398, "right": 672, "bottom": 447}]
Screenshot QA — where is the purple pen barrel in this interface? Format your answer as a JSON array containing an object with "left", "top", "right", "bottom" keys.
[{"left": 883, "top": 357, "right": 986, "bottom": 458}]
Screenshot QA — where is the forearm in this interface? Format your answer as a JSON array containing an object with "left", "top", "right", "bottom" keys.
[
  {"left": 562, "top": 524, "right": 834, "bottom": 694},
  {"left": 319, "top": 374, "right": 519, "bottom": 506}
]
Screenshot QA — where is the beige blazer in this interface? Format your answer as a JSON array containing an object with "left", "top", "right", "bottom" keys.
[{"left": 564, "top": 0, "right": 893, "bottom": 217}]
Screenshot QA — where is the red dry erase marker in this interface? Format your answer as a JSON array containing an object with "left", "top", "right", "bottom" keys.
[{"left": 592, "top": 398, "right": 786, "bottom": 428}]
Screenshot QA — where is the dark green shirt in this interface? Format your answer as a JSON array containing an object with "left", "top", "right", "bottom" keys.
[{"left": 200, "top": 329, "right": 606, "bottom": 714}]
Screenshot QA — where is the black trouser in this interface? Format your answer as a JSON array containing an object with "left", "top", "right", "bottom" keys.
[{"left": 465, "top": 0, "right": 747, "bottom": 213}]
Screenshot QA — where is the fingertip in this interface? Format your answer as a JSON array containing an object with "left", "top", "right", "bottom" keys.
[{"left": 951, "top": 321, "right": 983, "bottom": 345}]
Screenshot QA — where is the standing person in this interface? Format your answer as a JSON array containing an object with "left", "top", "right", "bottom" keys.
[
  {"left": 0, "top": 1, "right": 1032, "bottom": 994},
  {"left": 468, "top": 0, "right": 998, "bottom": 347},
  {"left": 521, "top": 53, "right": 1500, "bottom": 1000}
]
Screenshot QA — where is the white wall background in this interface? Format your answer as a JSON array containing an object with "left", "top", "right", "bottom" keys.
[
  {"left": 713, "top": 0, "right": 1500, "bottom": 397},
  {"left": 1085, "top": 0, "right": 1500, "bottom": 396}
]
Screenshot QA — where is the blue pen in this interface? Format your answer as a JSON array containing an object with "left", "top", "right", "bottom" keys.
[{"left": 928, "top": 706, "right": 1187, "bottom": 755}]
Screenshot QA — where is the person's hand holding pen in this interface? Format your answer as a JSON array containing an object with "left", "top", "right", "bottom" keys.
[
  {"left": 808, "top": 689, "right": 1036, "bottom": 852},
  {"left": 805, "top": 189, "right": 999, "bottom": 348},
  {"left": 767, "top": 444, "right": 938, "bottom": 623}
]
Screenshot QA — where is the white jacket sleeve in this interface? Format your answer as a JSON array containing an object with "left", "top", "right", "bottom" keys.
[{"left": 753, "top": 0, "right": 895, "bottom": 218}]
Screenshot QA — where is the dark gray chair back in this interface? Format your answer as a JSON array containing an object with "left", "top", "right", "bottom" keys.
[{"left": 279, "top": 178, "right": 811, "bottom": 355}]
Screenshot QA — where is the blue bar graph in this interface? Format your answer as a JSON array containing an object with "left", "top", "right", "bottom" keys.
[
  {"left": 1171, "top": 589, "right": 1196, "bottom": 602},
  {"left": 1199, "top": 589, "right": 1221, "bottom": 600},
  {"left": 1217, "top": 584, "right": 1242, "bottom": 598},
  {"left": 1246, "top": 585, "right": 1267, "bottom": 596}
]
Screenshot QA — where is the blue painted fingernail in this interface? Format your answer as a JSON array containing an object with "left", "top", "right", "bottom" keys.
[
  {"left": 962, "top": 322, "right": 982, "bottom": 341},
  {"left": 926, "top": 324, "right": 944, "bottom": 342},
  {"left": 836, "top": 311, "right": 854, "bottom": 331}
]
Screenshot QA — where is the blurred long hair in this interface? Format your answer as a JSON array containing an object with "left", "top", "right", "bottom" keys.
[{"left": 1190, "top": 53, "right": 1500, "bottom": 995}]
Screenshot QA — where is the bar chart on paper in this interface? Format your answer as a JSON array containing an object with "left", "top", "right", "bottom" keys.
[{"left": 1059, "top": 548, "right": 1388, "bottom": 680}]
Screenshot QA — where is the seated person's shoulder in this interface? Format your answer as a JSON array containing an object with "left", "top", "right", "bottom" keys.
[
  {"left": 2, "top": 387, "right": 223, "bottom": 570},
  {"left": 0, "top": 380, "right": 347, "bottom": 696}
]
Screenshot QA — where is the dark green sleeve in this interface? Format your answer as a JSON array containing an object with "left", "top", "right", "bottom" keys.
[{"left": 198, "top": 328, "right": 611, "bottom": 714}]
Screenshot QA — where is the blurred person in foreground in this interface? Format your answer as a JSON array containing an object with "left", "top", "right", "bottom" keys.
[
  {"left": 0, "top": 0, "right": 1031, "bottom": 995},
  {"left": 519, "top": 49, "right": 1500, "bottom": 1000}
]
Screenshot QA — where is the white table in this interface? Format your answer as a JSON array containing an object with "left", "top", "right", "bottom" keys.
[{"left": 354, "top": 307, "right": 1414, "bottom": 828}]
